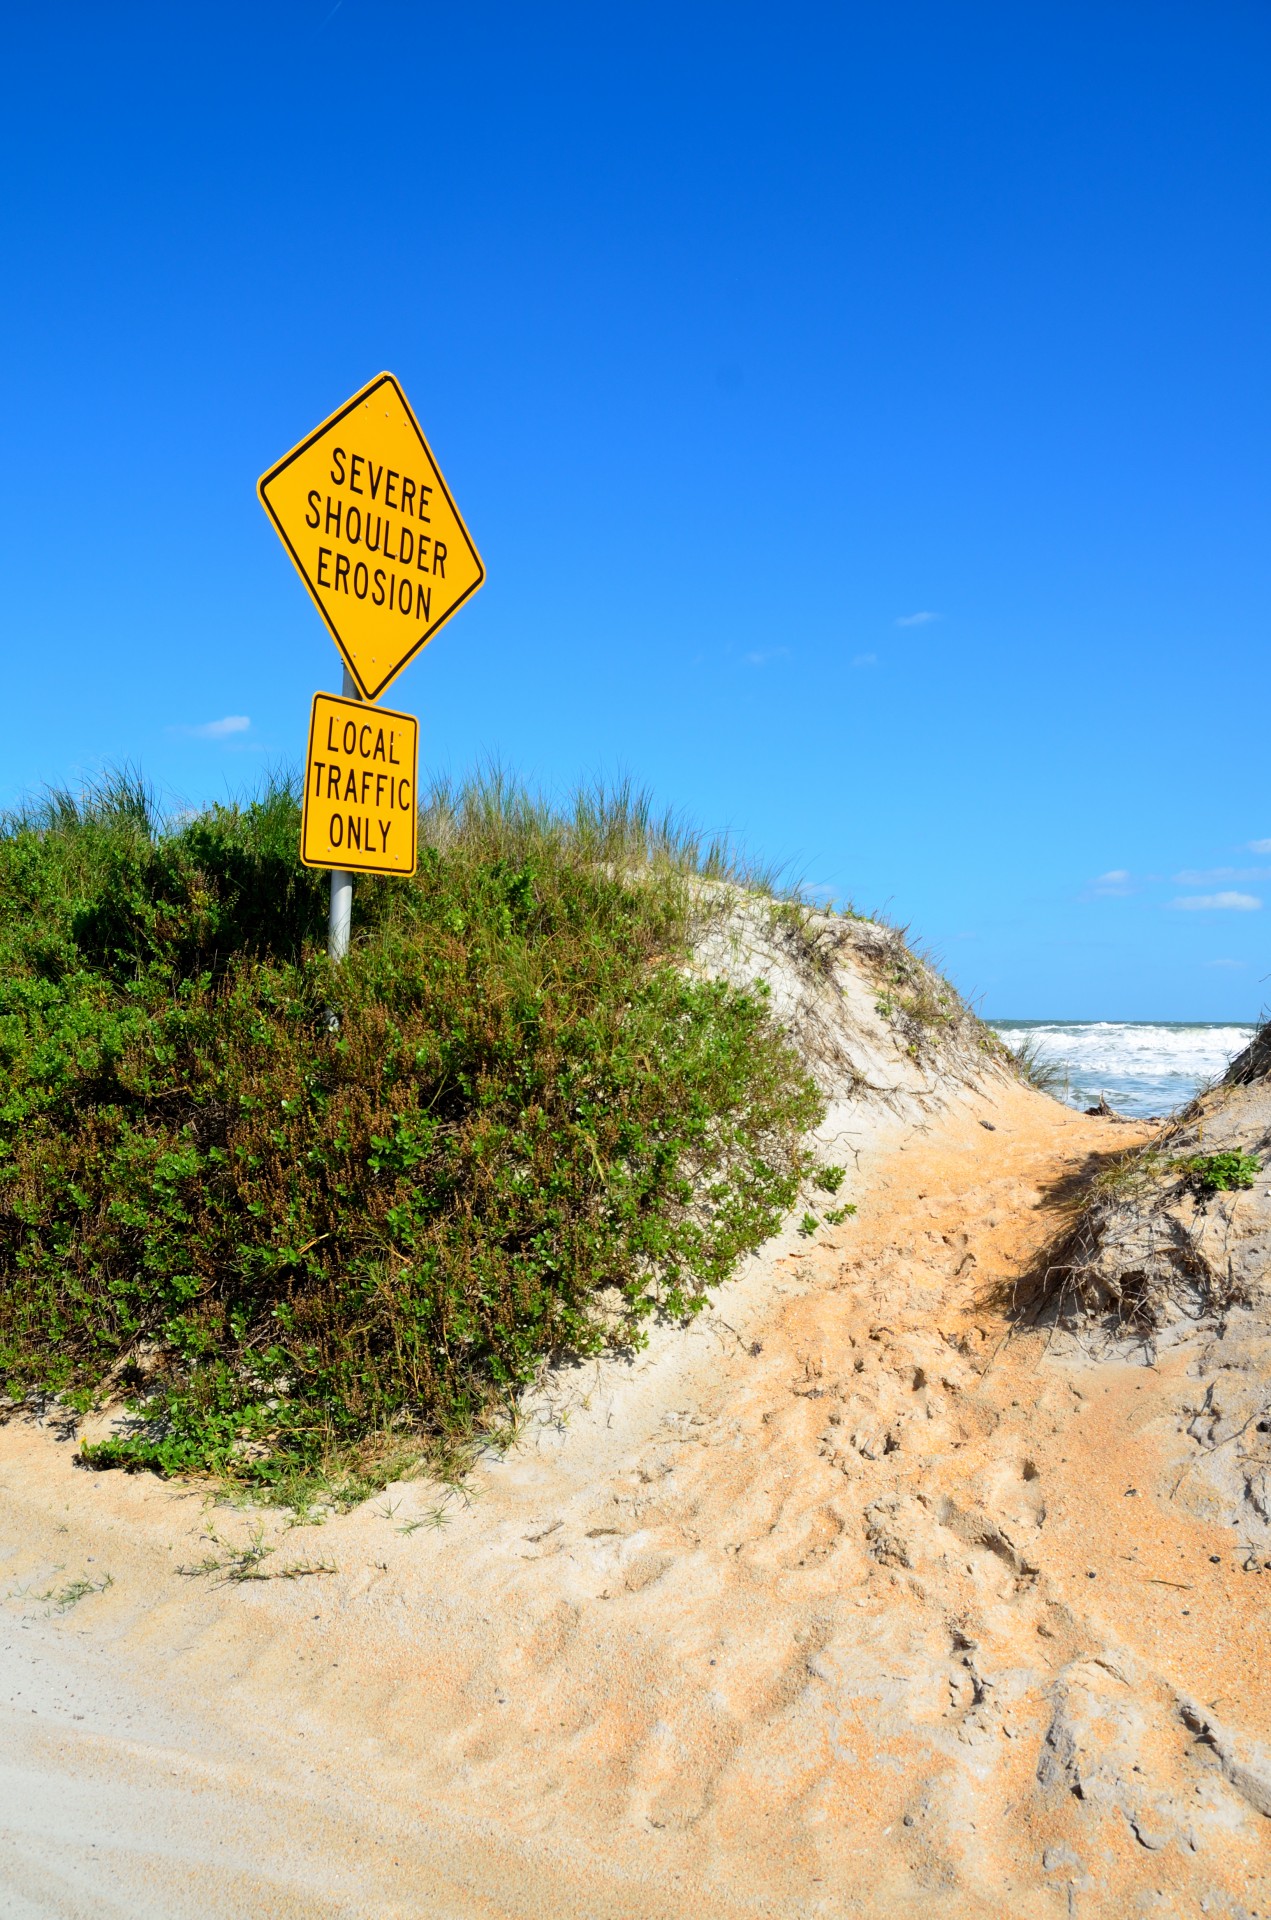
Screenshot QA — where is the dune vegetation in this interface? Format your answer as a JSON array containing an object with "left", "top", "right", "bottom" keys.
[{"left": 0, "top": 772, "right": 821, "bottom": 1502}]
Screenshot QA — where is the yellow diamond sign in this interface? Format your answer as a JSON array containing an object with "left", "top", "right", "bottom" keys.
[{"left": 258, "top": 372, "right": 484, "bottom": 703}]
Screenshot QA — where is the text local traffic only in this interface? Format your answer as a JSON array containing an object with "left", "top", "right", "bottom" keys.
[
  {"left": 301, "top": 693, "right": 420, "bottom": 877},
  {"left": 305, "top": 447, "right": 449, "bottom": 625}
]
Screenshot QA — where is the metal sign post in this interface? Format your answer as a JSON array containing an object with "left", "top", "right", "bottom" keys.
[{"left": 327, "top": 668, "right": 358, "bottom": 964}]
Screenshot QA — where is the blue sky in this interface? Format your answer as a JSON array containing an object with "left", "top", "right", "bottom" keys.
[{"left": 3, "top": 2, "right": 1269, "bottom": 1019}]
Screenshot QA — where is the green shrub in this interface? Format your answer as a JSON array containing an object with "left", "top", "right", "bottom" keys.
[{"left": 0, "top": 773, "right": 820, "bottom": 1496}]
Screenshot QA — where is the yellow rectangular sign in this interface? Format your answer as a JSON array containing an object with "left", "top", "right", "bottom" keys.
[
  {"left": 259, "top": 372, "right": 484, "bottom": 703},
  {"left": 301, "top": 692, "right": 418, "bottom": 876}
]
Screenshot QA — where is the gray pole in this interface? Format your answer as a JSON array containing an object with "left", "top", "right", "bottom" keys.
[{"left": 327, "top": 666, "right": 358, "bottom": 963}]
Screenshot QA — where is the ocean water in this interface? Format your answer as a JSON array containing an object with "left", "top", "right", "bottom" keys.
[{"left": 990, "top": 1021, "right": 1258, "bottom": 1119}]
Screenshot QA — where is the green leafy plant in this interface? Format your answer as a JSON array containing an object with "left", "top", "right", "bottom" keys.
[
  {"left": 0, "top": 770, "right": 821, "bottom": 1499},
  {"left": 1177, "top": 1151, "right": 1260, "bottom": 1194},
  {"left": 813, "top": 1164, "right": 846, "bottom": 1194},
  {"left": 824, "top": 1204, "right": 856, "bottom": 1224}
]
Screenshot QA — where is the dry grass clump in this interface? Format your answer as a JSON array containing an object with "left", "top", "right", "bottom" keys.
[
  {"left": 1006, "top": 1033, "right": 1070, "bottom": 1099},
  {"left": 849, "top": 920, "right": 1006, "bottom": 1075},
  {"left": 1024, "top": 1141, "right": 1262, "bottom": 1332}
]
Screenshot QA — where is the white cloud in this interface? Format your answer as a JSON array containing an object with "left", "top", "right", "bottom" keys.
[
  {"left": 1090, "top": 869, "right": 1133, "bottom": 896},
  {"left": 851, "top": 652, "right": 877, "bottom": 668},
  {"left": 172, "top": 715, "right": 251, "bottom": 740},
  {"left": 742, "top": 647, "right": 789, "bottom": 667},
  {"left": 1250, "top": 839, "right": 1271, "bottom": 854},
  {"left": 1169, "top": 891, "right": 1261, "bottom": 912},
  {"left": 895, "top": 611, "right": 938, "bottom": 628},
  {"left": 1173, "top": 866, "right": 1269, "bottom": 885}
]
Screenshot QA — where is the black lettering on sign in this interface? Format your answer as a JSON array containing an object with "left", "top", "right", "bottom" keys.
[
  {"left": 389, "top": 731, "right": 400, "bottom": 765},
  {"left": 326, "top": 716, "right": 338, "bottom": 751},
  {"left": 349, "top": 453, "right": 364, "bottom": 494},
  {"left": 342, "top": 721, "right": 357, "bottom": 754},
  {"left": 385, "top": 470, "right": 399, "bottom": 510},
  {"left": 325, "top": 496, "right": 342, "bottom": 538},
  {"left": 342, "top": 768, "right": 357, "bottom": 802},
  {"left": 418, "top": 482, "right": 433, "bottom": 522},
  {"left": 359, "top": 724, "right": 373, "bottom": 758},
  {"left": 317, "top": 547, "right": 332, "bottom": 587},
  {"left": 398, "top": 578, "right": 412, "bottom": 617},
  {"left": 330, "top": 813, "right": 344, "bottom": 847},
  {"left": 346, "top": 504, "right": 362, "bottom": 544},
  {"left": 305, "top": 490, "right": 321, "bottom": 529},
  {"left": 348, "top": 816, "right": 361, "bottom": 851},
  {"left": 353, "top": 560, "right": 368, "bottom": 599},
  {"left": 398, "top": 778, "right": 411, "bottom": 810},
  {"left": 388, "top": 573, "right": 396, "bottom": 611},
  {"left": 326, "top": 765, "right": 341, "bottom": 798},
  {"left": 331, "top": 448, "right": 347, "bottom": 486},
  {"left": 368, "top": 462, "right": 383, "bottom": 501},
  {"left": 379, "top": 822, "right": 391, "bottom": 851},
  {"left": 416, "top": 535, "right": 431, "bottom": 571},
  {"left": 374, "top": 772, "right": 387, "bottom": 806},
  {"left": 401, "top": 476, "right": 416, "bottom": 516},
  {"left": 432, "top": 540, "right": 447, "bottom": 578},
  {"left": 360, "top": 769, "right": 372, "bottom": 804},
  {"left": 373, "top": 728, "right": 386, "bottom": 762},
  {"left": 399, "top": 527, "right": 413, "bottom": 565},
  {"left": 383, "top": 520, "right": 399, "bottom": 564},
  {"left": 417, "top": 584, "right": 432, "bottom": 621},
  {"left": 311, "top": 760, "right": 325, "bottom": 796},
  {"left": 334, "top": 552, "right": 350, "bottom": 593},
  {"left": 372, "top": 567, "right": 386, "bottom": 606},
  {"left": 363, "top": 513, "right": 379, "bottom": 553}
]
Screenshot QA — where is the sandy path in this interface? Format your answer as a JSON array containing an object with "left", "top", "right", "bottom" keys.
[{"left": 3, "top": 1080, "right": 1270, "bottom": 1916}]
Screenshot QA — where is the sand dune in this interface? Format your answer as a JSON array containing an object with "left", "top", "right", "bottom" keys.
[
  {"left": 5, "top": 911, "right": 1271, "bottom": 1914},
  {"left": 5, "top": 1069, "right": 1269, "bottom": 1915}
]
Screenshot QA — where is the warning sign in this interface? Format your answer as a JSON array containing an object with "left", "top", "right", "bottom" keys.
[
  {"left": 259, "top": 373, "right": 484, "bottom": 703},
  {"left": 301, "top": 692, "right": 419, "bottom": 876}
]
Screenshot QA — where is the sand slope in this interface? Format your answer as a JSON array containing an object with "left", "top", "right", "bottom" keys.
[
  {"left": 4, "top": 1068, "right": 1271, "bottom": 1916},
  {"left": 4, "top": 913, "right": 1271, "bottom": 1915}
]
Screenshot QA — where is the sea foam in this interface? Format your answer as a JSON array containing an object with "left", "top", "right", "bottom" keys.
[{"left": 990, "top": 1020, "right": 1257, "bottom": 1118}]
